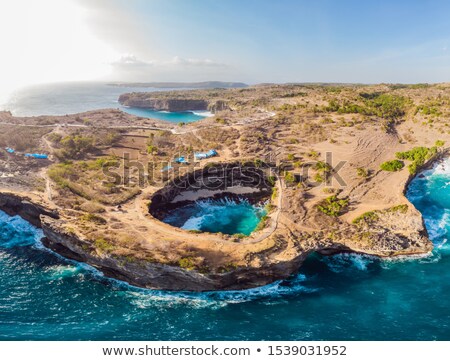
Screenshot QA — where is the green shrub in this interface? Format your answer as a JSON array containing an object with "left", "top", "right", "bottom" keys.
[
  {"left": 356, "top": 167, "right": 369, "bottom": 178},
  {"left": 314, "top": 161, "right": 331, "bottom": 171},
  {"left": 389, "top": 204, "right": 408, "bottom": 213},
  {"left": 178, "top": 257, "right": 196, "bottom": 270},
  {"left": 284, "top": 171, "right": 296, "bottom": 184},
  {"left": 395, "top": 146, "right": 438, "bottom": 174},
  {"left": 314, "top": 173, "right": 324, "bottom": 183},
  {"left": 271, "top": 187, "right": 278, "bottom": 201},
  {"left": 380, "top": 160, "right": 404, "bottom": 172},
  {"left": 94, "top": 238, "right": 115, "bottom": 253},
  {"left": 365, "top": 93, "right": 410, "bottom": 119},
  {"left": 147, "top": 145, "right": 159, "bottom": 154},
  {"left": 80, "top": 213, "right": 107, "bottom": 225},
  {"left": 253, "top": 158, "right": 266, "bottom": 168},
  {"left": 59, "top": 135, "right": 95, "bottom": 159},
  {"left": 325, "top": 93, "right": 411, "bottom": 120},
  {"left": 317, "top": 196, "right": 349, "bottom": 217},
  {"left": 188, "top": 229, "right": 202, "bottom": 234},
  {"left": 266, "top": 175, "right": 276, "bottom": 186},
  {"left": 353, "top": 211, "right": 379, "bottom": 224},
  {"left": 103, "top": 132, "right": 121, "bottom": 146},
  {"left": 255, "top": 215, "right": 269, "bottom": 231}
]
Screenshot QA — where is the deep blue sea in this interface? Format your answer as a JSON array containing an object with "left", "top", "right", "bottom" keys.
[
  {"left": 0, "top": 82, "right": 210, "bottom": 123},
  {"left": 1, "top": 159, "right": 450, "bottom": 340},
  {"left": 1, "top": 82, "right": 450, "bottom": 340}
]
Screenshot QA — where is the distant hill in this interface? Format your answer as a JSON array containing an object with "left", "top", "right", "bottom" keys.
[{"left": 108, "top": 81, "right": 248, "bottom": 89}]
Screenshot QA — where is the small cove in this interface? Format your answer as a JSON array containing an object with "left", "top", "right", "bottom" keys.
[
  {"left": 162, "top": 197, "right": 267, "bottom": 235},
  {"left": 1, "top": 148, "right": 450, "bottom": 340}
]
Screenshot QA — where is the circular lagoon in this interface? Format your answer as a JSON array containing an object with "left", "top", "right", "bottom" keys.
[
  {"left": 162, "top": 197, "right": 267, "bottom": 235},
  {"left": 3, "top": 160, "right": 450, "bottom": 339},
  {"left": 148, "top": 161, "right": 274, "bottom": 235}
]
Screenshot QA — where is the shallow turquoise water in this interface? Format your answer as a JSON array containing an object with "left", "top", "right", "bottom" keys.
[
  {"left": 1, "top": 160, "right": 450, "bottom": 340},
  {"left": 0, "top": 82, "right": 209, "bottom": 123},
  {"left": 162, "top": 198, "right": 267, "bottom": 235},
  {"left": 120, "top": 106, "right": 209, "bottom": 123}
]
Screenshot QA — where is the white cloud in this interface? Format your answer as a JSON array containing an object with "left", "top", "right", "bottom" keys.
[
  {"left": 170, "top": 56, "right": 227, "bottom": 67},
  {"left": 108, "top": 54, "right": 230, "bottom": 81},
  {"left": 111, "top": 54, "right": 153, "bottom": 68}
]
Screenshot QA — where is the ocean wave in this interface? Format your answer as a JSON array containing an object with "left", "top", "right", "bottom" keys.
[
  {"left": 0, "top": 210, "right": 316, "bottom": 307},
  {"left": 424, "top": 210, "right": 450, "bottom": 242},
  {"left": 322, "top": 253, "right": 375, "bottom": 273},
  {"left": 181, "top": 215, "right": 205, "bottom": 230},
  {"left": 191, "top": 110, "right": 214, "bottom": 117},
  {"left": 125, "top": 273, "right": 317, "bottom": 309},
  {"left": 0, "top": 210, "right": 44, "bottom": 248},
  {"left": 379, "top": 250, "right": 440, "bottom": 268},
  {"left": 43, "top": 264, "right": 81, "bottom": 279}
]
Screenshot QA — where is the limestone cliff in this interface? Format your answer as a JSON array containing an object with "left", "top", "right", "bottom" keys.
[{"left": 118, "top": 94, "right": 209, "bottom": 112}]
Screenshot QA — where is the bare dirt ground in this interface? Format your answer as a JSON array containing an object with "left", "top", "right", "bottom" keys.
[{"left": 1, "top": 83, "right": 449, "bottom": 280}]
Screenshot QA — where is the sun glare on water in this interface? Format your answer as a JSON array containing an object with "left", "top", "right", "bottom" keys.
[{"left": 0, "top": 0, "right": 118, "bottom": 102}]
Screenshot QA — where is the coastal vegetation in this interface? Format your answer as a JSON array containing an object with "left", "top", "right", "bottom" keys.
[
  {"left": 1, "top": 81, "right": 445, "bottom": 291},
  {"left": 396, "top": 146, "right": 438, "bottom": 174},
  {"left": 317, "top": 195, "right": 349, "bottom": 217},
  {"left": 380, "top": 160, "right": 405, "bottom": 172},
  {"left": 324, "top": 93, "right": 411, "bottom": 120}
]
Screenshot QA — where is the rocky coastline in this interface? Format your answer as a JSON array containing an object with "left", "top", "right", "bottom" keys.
[
  {"left": 118, "top": 93, "right": 229, "bottom": 113},
  {"left": 2, "top": 83, "right": 448, "bottom": 291}
]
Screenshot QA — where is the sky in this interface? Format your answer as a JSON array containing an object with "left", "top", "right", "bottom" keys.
[{"left": 0, "top": 0, "right": 450, "bottom": 95}]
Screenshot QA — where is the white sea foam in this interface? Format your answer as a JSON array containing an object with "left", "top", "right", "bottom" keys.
[
  {"left": 191, "top": 110, "right": 214, "bottom": 117},
  {"left": 424, "top": 209, "right": 450, "bottom": 242},
  {"left": 0, "top": 210, "right": 44, "bottom": 247},
  {"left": 323, "top": 253, "right": 375, "bottom": 273},
  {"left": 126, "top": 273, "right": 317, "bottom": 309},
  {"left": 44, "top": 264, "right": 80, "bottom": 279},
  {"left": 181, "top": 215, "right": 205, "bottom": 230}
]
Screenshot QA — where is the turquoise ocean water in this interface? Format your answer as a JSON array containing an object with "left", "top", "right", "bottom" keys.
[
  {"left": 162, "top": 198, "right": 267, "bottom": 236},
  {"left": 1, "top": 159, "right": 450, "bottom": 340},
  {"left": 0, "top": 82, "right": 209, "bottom": 123},
  {"left": 1, "top": 82, "right": 450, "bottom": 340}
]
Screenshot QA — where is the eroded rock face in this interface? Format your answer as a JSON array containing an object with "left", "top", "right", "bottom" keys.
[
  {"left": 0, "top": 188, "right": 433, "bottom": 291},
  {"left": 118, "top": 93, "right": 230, "bottom": 113},
  {"left": 39, "top": 215, "right": 310, "bottom": 291},
  {"left": 0, "top": 192, "right": 58, "bottom": 227},
  {"left": 118, "top": 94, "right": 209, "bottom": 112},
  {"left": 149, "top": 162, "right": 273, "bottom": 220}
]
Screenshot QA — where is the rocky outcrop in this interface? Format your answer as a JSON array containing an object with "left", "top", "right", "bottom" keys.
[
  {"left": 0, "top": 192, "right": 58, "bottom": 227},
  {"left": 39, "top": 213, "right": 330, "bottom": 291},
  {"left": 0, "top": 189, "right": 432, "bottom": 291},
  {"left": 118, "top": 94, "right": 209, "bottom": 112},
  {"left": 149, "top": 161, "right": 272, "bottom": 219},
  {"left": 39, "top": 215, "right": 307, "bottom": 291},
  {"left": 208, "top": 100, "right": 230, "bottom": 112},
  {"left": 118, "top": 93, "right": 231, "bottom": 113}
]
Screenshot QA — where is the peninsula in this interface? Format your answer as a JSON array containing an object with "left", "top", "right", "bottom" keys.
[{"left": 1, "top": 83, "right": 447, "bottom": 291}]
